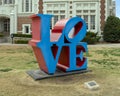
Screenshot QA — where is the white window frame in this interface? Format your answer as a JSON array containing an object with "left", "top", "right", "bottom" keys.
[
  {"left": 90, "top": 15, "right": 95, "bottom": 30},
  {"left": 22, "top": 0, "right": 32, "bottom": 13},
  {"left": 4, "top": 0, "right": 14, "bottom": 4},
  {"left": 22, "top": 24, "right": 31, "bottom": 34}
]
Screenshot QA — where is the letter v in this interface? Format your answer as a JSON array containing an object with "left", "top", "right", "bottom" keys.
[{"left": 37, "top": 43, "right": 62, "bottom": 74}]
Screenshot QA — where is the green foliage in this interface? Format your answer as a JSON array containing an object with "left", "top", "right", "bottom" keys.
[
  {"left": 0, "top": 68, "right": 12, "bottom": 72},
  {"left": 0, "top": 33, "right": 4, "bottom": 37},
  {"left": 14, "top": 39, "right": 29, "bottom": 44},
  {"left": 12, "top": 34, "right": 31, "bottom": 44},
  {"left": 82, "top": 31, "right": 100, "bottom": 44},
  {"left": 103, "top": 16, "right": 120, "bottom": 43},
  {"left": 12, "top": 34, "right": 32, "bottom": 38}
]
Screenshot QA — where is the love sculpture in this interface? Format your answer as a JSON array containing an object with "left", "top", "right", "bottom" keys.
[{"left": 28, "top": 14, "right": 88, "bottom": 79}]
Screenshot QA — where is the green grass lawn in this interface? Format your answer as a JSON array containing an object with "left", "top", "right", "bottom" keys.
[{"left": 0, "top": 45, "right": 120, "bottom": 96}]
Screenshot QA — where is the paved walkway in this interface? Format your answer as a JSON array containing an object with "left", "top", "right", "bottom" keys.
[
  {"left": 0, "top": 43, "right": 120, "bottom": 47},
  {"left": 88, "top": 43, "right": 120, "bottom": 47},
  {"left": 0, "top": 43, "right": 29, "bottom": 46}
]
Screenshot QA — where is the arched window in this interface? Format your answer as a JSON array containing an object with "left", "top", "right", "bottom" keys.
[{"left": 22, "top": 0, "right": 32, "bottom": 12}]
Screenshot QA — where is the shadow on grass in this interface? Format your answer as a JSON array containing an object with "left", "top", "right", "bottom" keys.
[{"left": 0, "top": 68, "right": 13, "bottom": 72}]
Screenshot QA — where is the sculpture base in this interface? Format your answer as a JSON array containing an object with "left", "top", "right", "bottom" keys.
[{"left": 27, "top": 69, "right": 91, "bottom": 80}]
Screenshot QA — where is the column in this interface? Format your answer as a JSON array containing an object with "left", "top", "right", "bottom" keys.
[
  {"left": 14, "top": 4, "right": 17, "bottom": 33},
  {"left": 10, "top": 11, "right": 14, "bottom": 34},
  {"left": 1, "top": 0, "right": 3, "bottom": 5}
]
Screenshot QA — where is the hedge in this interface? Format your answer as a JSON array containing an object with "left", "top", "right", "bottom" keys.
[
  {"left": 14, "top": 39, "right": 29, "bottom": 44},
  {"left": 12, "top": 32, "right": 101, "bottom": 44},
  {"left": 0, "top": 34, "right": 4, "bottom": 37},
  {"left": 12, "top": 34, "right": 32, "bottom": 38}
]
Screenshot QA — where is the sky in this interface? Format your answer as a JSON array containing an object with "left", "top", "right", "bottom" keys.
[{"left": 116, "top": 0, "right": 120, "bottom": 18}]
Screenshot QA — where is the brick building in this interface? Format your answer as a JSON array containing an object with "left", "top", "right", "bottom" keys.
[
  {"left": 0, "top": 0, "right": 115, "bottom": 38},
  {"left": 42, "top": 0, "right": 115, "bottom": 35},
  {"left": 0, "top": 0, "right": 42, "bottom": 37}
]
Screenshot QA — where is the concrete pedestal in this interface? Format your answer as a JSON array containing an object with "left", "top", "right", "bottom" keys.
[{"left": 27, "top": 69, "right": 91, "bottom": 80}]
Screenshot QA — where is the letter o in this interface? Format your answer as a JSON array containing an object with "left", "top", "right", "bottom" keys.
[{"left": 62, "top": 17, "right": 87, "bottom": 43}]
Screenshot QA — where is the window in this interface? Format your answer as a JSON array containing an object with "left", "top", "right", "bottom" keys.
[
  {"left": 30, "top": 0, "right": 32, "bottom": 12},
  {"left": 54, "top": 11, "right": 58, "bottom": 14},
  {"left": 109, "top": 10, "right": 113, "bottom": 16},
  {"left": 47, "top": 10, "right": 52, "bottom": 14},
  {"left": 109, "top": 0, "right": 112, "bottom": 6},
  {"left": 9, "top": 0, "right": 12, "bottom": 3},
  {"left": 4, "top": 0, "right": 14, "bottom": 4},
  {"left": 90, "top": 3, "right": 95, "bottom": 7},
  {"left": 4, "top": 18, "right": 10, "bottom": 32},
  {"left": 25, "top": 26, "right": 29, "bottom": 33},
  {"left": 83, "top": 10, "right": 88, "bottom": 13},
  {"left": 0, "top": 0, "right": 2, "bottom": 5},
  {"left": 76, "top": 10, "right": 82, "bottom": 13},
  {"left": 22, "top": 0, "right": 32, "bottom": 12},
  {"left": 76, "top": 4, "right": 81, "bottom": 7},
  {"left": 83, "top": 3, "right": 88, "bottom": 7},
  {"left": 70, "top": 6, "right": 72, "bottom": 9},
  {"left": 22, "top": 24, "right": 31, "bottom": 34},
  {"left": 25, "top": 0, "right": 29, "bottom": 12},
  {"left": 60, "top": 10, "right": 65, "bottom": 14},
  {"left": 90, "top": 10, "right": 95, "bottom": 13},
  {"left": 60, "top": 4, "right": 65, "bottom": 7},
  {"left": 4, "top": 0, "right": 7, "bottom": 4},
  {"left": 60, "top": 15, "right": 65, "bottom": 19},
  {"left": 47, "top": 4, "right": 51, "bottom": 7},
  {"left": 70, "top": 11, "right": 72, "bottom": 14},
  {"left": 54, "top": 15, "right": 58, "bottom": 25},
  {"left": 90, "top": 15, "right": 95, "bottom": 30},
  {"left": 83, "top": 15, "right": 88, "bottom": 29},
  {"left": 70, "top": 1, "right": 72, "bottom": 4},
  {"left": 54, "top": 4, "right": 58, "bottom": 8}
]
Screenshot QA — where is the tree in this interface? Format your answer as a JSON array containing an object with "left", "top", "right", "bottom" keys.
[{"left": 103, "top": 16, "right": 120, "bottom": 43}]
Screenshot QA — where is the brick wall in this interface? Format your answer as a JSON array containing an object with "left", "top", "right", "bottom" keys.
[
  {"left": 17, "top": 16, "right": 32, "bottom": 33},
  {"left": 100, "top": 0, "right": 105, "bottom": 31},
  {"left": 38, "top": 0, "right": 43, "bottom": 13}
]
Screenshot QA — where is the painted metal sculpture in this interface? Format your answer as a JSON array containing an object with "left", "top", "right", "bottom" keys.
[{"left": 29, "top": 14, "right": 88, "bottom": 74}]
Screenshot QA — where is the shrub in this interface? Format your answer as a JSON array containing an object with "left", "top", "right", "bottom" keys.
[
  {"left": 12, "top": 34, "right": 32, "bottom": 38},
  {"left": 11, "top": 34, "right": 31, "bottom": 44},
  {"left": 82, "top": 31, "right": 101, "bottom": 44},
  {"left": 0, "top": 34, "right": 4, "bottom": 37},
  {"left": 103, "top": 16, "right": 120, "bottom": 43},
  {"left": 14, "top": 39, "right": 29, "bottom": 44}
]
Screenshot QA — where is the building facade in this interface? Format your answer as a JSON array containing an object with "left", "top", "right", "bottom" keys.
[
  {"left": 0, "top": 0, "right": 116, "bottom": 38},
  {"left": 0, "top": 0, "right": 40, "bottom": 37},
  {"left": 43, "top": 0, "right": 115, "bottom": 34}
]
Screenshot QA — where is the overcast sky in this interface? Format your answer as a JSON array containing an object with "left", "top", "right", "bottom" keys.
[{"left": 116, "top": 0, "right": 120, "bottom": 18}]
